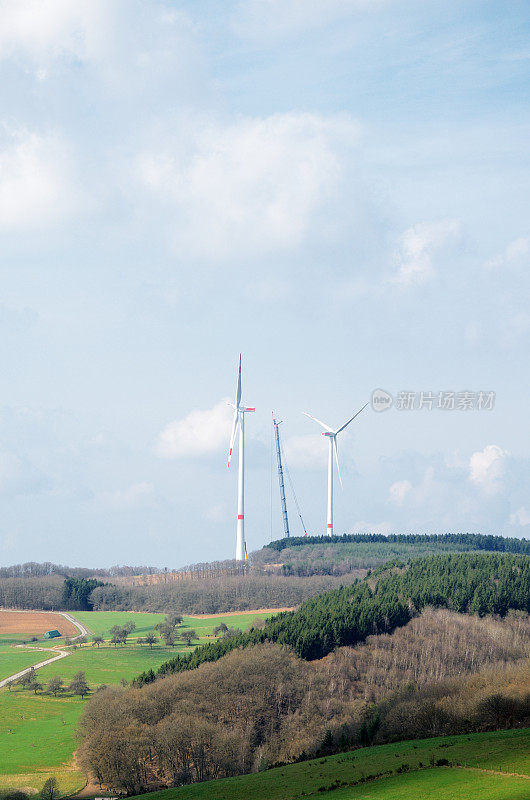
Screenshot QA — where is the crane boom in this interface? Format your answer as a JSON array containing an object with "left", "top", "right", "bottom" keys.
[{"left": 272, "top": 414, "right": 290, "bottom": 539}]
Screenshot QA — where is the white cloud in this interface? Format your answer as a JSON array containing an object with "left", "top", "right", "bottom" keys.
[
  {"left": 0, "top": 1, "right": 200, "bottom": 93},
  {"left": 0, "top": 126, "right": 78, "bottom": 230},
  {"left": 283, "top": 434, "right": 328, "bottom": 470},
  {"left": 509, "top": 506, "right": 530, "bottom": 526},
  {"left": 155, "top": 399, "right": 233, "bottom": 459},
  {"left": 389, "top": 468, "right": 440, "bottom": 508},
  {"left": 233, "top": 0, "right": 387, "bottom": 40},
  {"left": 391, "top": 219, "right": 461, "bottom": 286},
  {"left": 469, "top": 444, "right": 507, "bottom": 494},
  {"left": 388, "top": 479, "right": 412, "bottom": 505},
  {"left": 0, "top": 0, "right": 107, "bottom": 64},
  {"left": 485, "top": 237, "right": 530, "bottom": 270},
  {"left": 134, "top": 111, "right": 359, "bottom": 260},
  {"left": 101, "top": 481, "right": 154, "bottom": 510}
]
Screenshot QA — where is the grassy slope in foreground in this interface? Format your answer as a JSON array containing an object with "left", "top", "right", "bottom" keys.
[
  {"left": 0, "top": 690, "right": 85, "bottom": 796},
  {"left": 324, "top": 769, "right": 529, "bottom": 800},
  {"left": 129, "top": 728, "right": 530, "bottom": 800}
]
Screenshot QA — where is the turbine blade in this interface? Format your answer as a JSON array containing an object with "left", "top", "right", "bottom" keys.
[
  {"left": 236, "top": 354, "right": 242, "bottom": 408},
  {"left": 302, "top": 411, "right": 333, "bottom": 432},
  {"left": 227, "top": 410, "right": 239, "bottom": 468},
  {"left": 335, "top": 402, "right": 369, "bottom": 434},
  {"left": 333, "top": 437, "right": 343, "bottom": 489}
]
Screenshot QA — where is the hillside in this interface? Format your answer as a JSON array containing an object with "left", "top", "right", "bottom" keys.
[
  {"left": 255, "top": 533, "right": 530, "bottom": 576},
  {"left": 126, "top": 728, "right": 530, "bottom": 800},
  {"left": 77, "top": 551, "right": 530, "bottom": 794},
  {"left": 2, "top": 534, "right": 528, "bottom": 615},
  {"left": 135, "top": 551, "right": 530, "bottom": 682}
]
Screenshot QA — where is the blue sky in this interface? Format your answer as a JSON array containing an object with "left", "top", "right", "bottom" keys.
[{"left": 0, "top": 0, "right": 528, "bottom": 567}]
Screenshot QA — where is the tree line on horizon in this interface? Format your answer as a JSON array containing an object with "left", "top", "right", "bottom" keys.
[
  {"left": 265, "top": 531, "right": 530, "bottom": 553},
  {"left": 0, "top": 534, "right": 528, "bottom": 615}
]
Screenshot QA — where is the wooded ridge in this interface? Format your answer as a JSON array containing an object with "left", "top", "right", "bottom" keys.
[{"left": 134, "top": 551, "right": 530, "bottom": 685}]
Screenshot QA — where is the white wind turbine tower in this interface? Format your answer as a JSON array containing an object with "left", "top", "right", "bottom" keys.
[
  {"left": 227, "top": 355, "right": 255, "bottom": 561},
  {"left": 303, "top": 403, "right": 368, "bottom": 537}
]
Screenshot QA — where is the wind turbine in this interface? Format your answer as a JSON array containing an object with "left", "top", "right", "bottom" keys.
[
  {"left": 303, "top": 403, "right": 368, "bottom": 537},
  {"left": 227, "top": 355, "right": 255, "bottom": 561}
]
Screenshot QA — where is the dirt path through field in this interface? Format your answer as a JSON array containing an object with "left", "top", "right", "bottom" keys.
[{"left": 0, "top": 646, "right": 70, "bottom": 688}]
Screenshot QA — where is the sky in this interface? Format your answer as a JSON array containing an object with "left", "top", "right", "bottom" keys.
[{"left": 0, "top": 0, "right": 529, "bottom": 568}]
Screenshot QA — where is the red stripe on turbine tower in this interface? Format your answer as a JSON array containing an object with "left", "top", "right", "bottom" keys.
[{"left": 238, "top": 514, "right": 244, "bottom": 520}]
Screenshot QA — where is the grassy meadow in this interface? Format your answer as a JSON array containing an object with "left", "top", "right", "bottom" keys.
[
  {"left": 73, "top": 609, "right": 273, "bottom": 637},
  {"left": 0, "top": 609, "right": 273, "bottom": 796},
  {"left": 129, "top": 728, "right": 530, "bottom": 800},
  {"left": 37, "top": 642, "right": 189, "bottom": 685},
  {"left": 1, "top": 609, "right": 274, "bottom": 688},
  {"left": 328, "top": 769, "right": 530, "bottom": 800},
  {"left": 0, "top": 642, "right": 61, "bottom": 682},
  {"left": 0, "top": 690, "right": 85, "bottom": 796}
]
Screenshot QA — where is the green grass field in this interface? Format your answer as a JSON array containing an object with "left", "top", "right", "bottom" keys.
[
  {"left": 0, "top": 634, "right": 63, "bottom": 647},
  {"left": 0, "top": 689, "right": 85, "bottom": 796},
  {"left": 328, "top": 768, "right": 529, "bottom": 800},
  {"left": 0, "top": 609, "right": 274, "bottom": 796},
  {"left": 0, "top": 643, "right": 60, "bottom": 682},
  {"left": 72, "top": 610, "right": 165, "bottom": 636},
  {"left": 72, "top": 609, "right": 273, "bottom": 638},
  {"left": 129, "top": 728, "right": 530, "bottom": 800},
  {"left": 37, "top": 642, "right": 191, "bottom": 685},
  {"left": 0, "top": 690, "right": 84, "bottom": 773},
  {"left": 32, "top": 609, "right": 274, "bottom": 685},
  {"left": 0, "top": 771, "right": 85, "bottom": 798}
]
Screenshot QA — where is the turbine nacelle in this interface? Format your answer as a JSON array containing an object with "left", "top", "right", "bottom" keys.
[{"left": 227, "top": 355, "right": 255, "bottom": 469}]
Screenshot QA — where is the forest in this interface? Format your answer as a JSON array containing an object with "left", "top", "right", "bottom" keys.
[
  {"left": 134, "top": 551, "right": 530, "bottom": 683},
  {"left": 78, "top": 605, "right": 530, "bottom": 793},
  {"left": 257, "top": 533, "right": 530, "bottom": 576},
  {"left": 265, "top": 533, "right": 530, "bottom": 553},
  {"left": 1, "top": 533, "right": 527, "bottom": 614}
]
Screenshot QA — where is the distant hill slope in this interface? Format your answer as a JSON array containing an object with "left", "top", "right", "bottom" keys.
[
  {"left": 135, "top": 550, "right": 530, "bottom": 684},
  {"left": 254, "top": 533, "right": 530, "bottom": 576}
]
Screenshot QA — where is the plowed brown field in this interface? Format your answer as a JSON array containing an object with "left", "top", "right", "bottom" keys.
[{"left": 0, "top": 610, "right": 78, "bottom": 637}]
